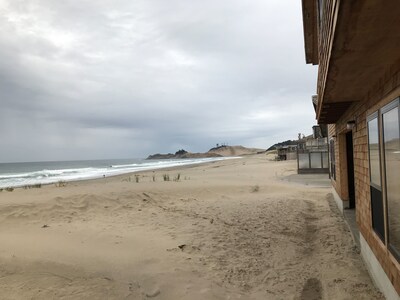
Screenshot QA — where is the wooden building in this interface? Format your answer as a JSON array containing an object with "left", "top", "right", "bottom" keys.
[
  {"left": 297, "top": 131, "right": 328, "bottom": 174},
  {"left": 276, "top": 145, "right": 297, "bottom": 161},
  {"left": 302, "top": 1, "right": 400, "bottom": 298}
]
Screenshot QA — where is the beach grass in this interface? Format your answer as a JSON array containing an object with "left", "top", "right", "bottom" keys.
[
  {"left": 23, "top": 184, "right": 42, "bottom": 189},
  {"left": 55, "top": 181, "right": 67, "bottom": 187}
]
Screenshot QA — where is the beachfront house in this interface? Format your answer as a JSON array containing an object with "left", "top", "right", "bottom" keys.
[
  {"left": 301, "top": 1, "right": 400, "bottom": 298},
  {"left": 276, "top": 145, "right": 297, "bottom": 161},
  {"left": 297, "top": 127, "right": 328, "bottom": 174}
]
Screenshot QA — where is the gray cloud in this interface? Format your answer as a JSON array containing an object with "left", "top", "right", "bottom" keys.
[{"left": 0, "top": 0, "right": 317, "bottom": 162}]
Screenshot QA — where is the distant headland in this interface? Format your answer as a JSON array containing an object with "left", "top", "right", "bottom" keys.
[{"left": 146, "top": 145, "right": 266, "bottom": 160}]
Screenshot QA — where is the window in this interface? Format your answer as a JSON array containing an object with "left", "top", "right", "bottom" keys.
[
  {"left": 322, "top": 152, "right": 329, "bottom": 169},
  {"left": 329, "top": 138, "right": 336, "bottom": 180},
  {"left": 368, "top": 115, "right": 381, "bottom": 188},
  {"left": 382, "top": 99, "right": 400, "bottom": 258},
  {"left": 367, "top": 97, "right": 400, "bottom": 258},
  {"left": 367, "top": 113, "right": 385, "bottom": 241},
  {"left": 318, "top": 0, "right": 325, "bottom": 27}
]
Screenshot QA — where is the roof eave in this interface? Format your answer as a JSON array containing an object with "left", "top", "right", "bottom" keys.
[{"left": 302, "top": 0, "right": 319, "bottom": 65}]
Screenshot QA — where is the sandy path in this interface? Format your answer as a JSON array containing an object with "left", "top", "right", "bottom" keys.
[{"left": 0, "top": 155, "right": 383, "bottom": 299}]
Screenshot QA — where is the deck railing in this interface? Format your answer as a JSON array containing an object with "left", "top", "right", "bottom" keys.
[{"left": 297, "top": 137, "right": 329, "bottom": 174}]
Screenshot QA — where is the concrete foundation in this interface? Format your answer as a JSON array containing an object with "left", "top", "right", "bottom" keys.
[
  {"left": 331, "top": 187, "right": 349, "bottom": 213},
  {"left": 360, "top": 234, "right": 400, "bottom": 300}
]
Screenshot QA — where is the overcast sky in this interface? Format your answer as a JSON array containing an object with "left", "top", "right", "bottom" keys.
[{"left": 0, "top": 0, "right": 317, "bottom": 162}]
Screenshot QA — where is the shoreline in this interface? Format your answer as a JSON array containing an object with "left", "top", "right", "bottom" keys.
[
  {"left": 65, "top": 156, "right": 243, "bottom": 189},
  {"left": 0, "top": 156, "right": 241, "bottom": 190}
]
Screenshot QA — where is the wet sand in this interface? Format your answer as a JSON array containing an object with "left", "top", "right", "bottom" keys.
[{"left": 0, "top": 154, "right": 383, "bottom": 299}]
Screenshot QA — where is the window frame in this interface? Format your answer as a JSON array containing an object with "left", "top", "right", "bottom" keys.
[
  {"left": 329, "top": 138, "right": 336, "bottom": 180},
  {"left": 318, "top": 0, "right": 325, "bottom": 28},
  {"left": 367, "top": 111, "right": 385, "bottom": 241},
  {"left": 367, "top": 112, "right": 381, "bottom": 190},
  {"left": 381, "top": 98, "right": 400, "bottom": 260}
]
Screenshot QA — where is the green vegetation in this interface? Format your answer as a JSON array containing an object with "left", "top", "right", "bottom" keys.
[
  {"left": 175, "top": 149, "right": 187, "bottom": 155},
  {"left": 56, "top": 181, "right": 67, "bottom": 187},
  {"left": 267, "top": 140, "right": 298, "bottom": 151},
  {"left": 208, "top": 144, "right": 228, "bottom": 151},
  {"left": 23, "top": 184, "right": 42, "bottom": 189},
  {"left": 174, "top": 173, "right": 181, "bottom": 181}
]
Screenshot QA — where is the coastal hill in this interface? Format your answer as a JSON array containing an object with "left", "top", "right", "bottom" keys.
[
  {"left": 146, "top": 150, "right": 221, "bottom": 160},
  {"left": 208, "top": 145, "right": 266, "bottom": 156},
  {"left": 146, "top": 145, "right": 265, "bottom": 160},
  {"left": 267, "top": 140, "right": 298, "bottom": 151}
]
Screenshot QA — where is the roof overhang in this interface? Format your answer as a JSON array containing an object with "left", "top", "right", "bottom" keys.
[
  {"left": 318, "top": 1, "right": 400, "bottom": 123},
  {"left": 301, "top": 0, "right": 318, "bottom": 65}
]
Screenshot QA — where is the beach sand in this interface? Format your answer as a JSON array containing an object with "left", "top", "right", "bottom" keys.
[{"left": 0, "top": 155, "right": 383, "bottom": 299}]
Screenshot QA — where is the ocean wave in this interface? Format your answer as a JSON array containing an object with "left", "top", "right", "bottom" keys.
[{"left": 0, "top": 157, "right": 239, "bottom": 188}]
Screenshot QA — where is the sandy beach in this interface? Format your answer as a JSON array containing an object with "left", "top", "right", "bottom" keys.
[{"left": 0, "top": 154, "right": 383, "bottom": 299}]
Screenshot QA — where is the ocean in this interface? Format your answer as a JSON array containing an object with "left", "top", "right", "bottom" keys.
[{"left": 0, "top": 157, "right": 234, "bottom": 188}]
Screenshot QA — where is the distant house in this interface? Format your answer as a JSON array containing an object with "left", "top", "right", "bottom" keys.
[
  {"left": 276, "top": 145, "right": 297, "bottom": 161},
  {"left": 297, "top": 126, "right": 329, "bottom": 174},
  {"left": 302, "top": 1, "right": 400, "bottom": 299}
]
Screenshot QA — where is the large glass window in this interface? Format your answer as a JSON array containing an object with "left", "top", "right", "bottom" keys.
[
  {"left": 298, "top": 153, "right": 310, "bottom": 169},
  {"left": 382, "top": 101, "right": 400, "bottom": 258},
  {"left": 318, "top": 0, "right": 325, "bottom": 27},
  {"left": 322, "top": 152, "right": 329, "bottom": 169},
  {"left": 367, "top": 98, "right": 400, "bottom": 259},
  {"left": 310, "top": 152, "right": 322, "bottom": 168},
  {"left": 368, "top": 114, "right": 385, "bottom": 241},
  {"left": 368, "top": 116, "right": 381, "bottom": 188},
  {"left": 329, "top": 139, "right": 336, "bottom": 180}
]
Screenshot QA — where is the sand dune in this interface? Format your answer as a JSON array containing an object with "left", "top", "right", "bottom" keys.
[
  {"left": 0, "top": 155, "right": 383, "bottom": 299},
  {"left": 208, "top": 145, "right": 265, "bottom": 157}
]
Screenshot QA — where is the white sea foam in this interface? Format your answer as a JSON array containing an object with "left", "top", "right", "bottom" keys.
[{"left": 0, "top": 157, "right": 239, "bottom": 188}]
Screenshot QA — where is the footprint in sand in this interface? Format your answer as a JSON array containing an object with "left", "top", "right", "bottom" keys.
[{"left": 300, "top": 278, "right": 322, "bottom": 300}]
